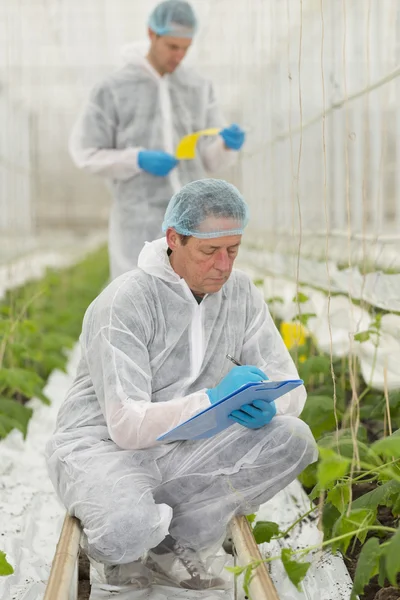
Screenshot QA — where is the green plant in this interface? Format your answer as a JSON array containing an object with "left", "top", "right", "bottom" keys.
[
  {"left": 228, "top": 432, "right": 400, "bottom": 595},
  {"left": 229, "top": 306, "right": 400, "bottom": 597},
  {"left": 0, "top": 245, "right": 109, "bottom": 439}
]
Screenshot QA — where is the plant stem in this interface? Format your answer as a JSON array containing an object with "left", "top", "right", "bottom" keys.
[
  {"left": 295, "top": 525, "right": 397, "bottom": 557},
  {"left": 351, "top": 458, "right": 400, "bottom": 483},
  {"left": 275, "top": 507, "right": 318, "bottom": 539}
]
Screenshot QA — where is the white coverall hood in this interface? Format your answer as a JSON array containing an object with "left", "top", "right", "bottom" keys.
[
  {"left": 120, "top": 42, "right": 150, "bottom": 65},
  {"left": 119, "top": 42, "right": 162, "bottom": 80},
  {"left": 138, "top": 237, "right": 182, "bottom": 284}
]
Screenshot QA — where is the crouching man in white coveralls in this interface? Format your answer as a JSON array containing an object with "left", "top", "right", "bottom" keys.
[{"left": 46, "top": 178, "right": 318, "bottom": 590}]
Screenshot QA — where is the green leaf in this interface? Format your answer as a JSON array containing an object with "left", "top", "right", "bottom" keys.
[
  {"left": 392, "top": 492, "right": 400, "bottom": 516},
  {"left": 0, "top": 398, "right": 33, "bottom": 439},
  {"left": 371, "top": 431, "right": 400, "bottom": 460},
  {"left": 301, "top": 395, "right": 341, "bottom": 439},
  {"left": 322, "top": 503, "right": 341, "bottom": 540},
  {"left": 243, "top": 564, "right": 254, "bottom": 597},
  {"left": 352, "top": 481, "right": 400, "bottom": 513},
  {"left": 281, "top": 549, "right": 311, "bottom": 590},
  {"left": 298, "top": 356, "right": 332, "bottom": 384},
  {"left": 351, "top": 537, "right": 381, "bottom": 599},
  {"left": 309, "top": 482, "right": 322, "bottom": 502},
  {"left": 333, "top": 509, "right": 376, "bottom": 554},
  {"left": 298, "top": 462, "right": 318, "bottom": 489},
  {"left": 327, "top": 483, "right": 351, "bottom": 514},
  {"left": 292, "top": 292, "right": 309, "bottom": 304},
  {"left": 354, "top": 331, "right": 370, "bottom": 343},
  {"left": 317, "top": 447, "right": 351, "bottom": 489},
  {"left": 253, "top": 278, "right": 264, "bottom": 287},
  {"left": 384, "top": 527, "right": 400, "bottom": 586},
  {"left": 225, "top": 565, "right": 247, "bottom": 576},
  {"left": 0, "top": 368, "right": 45, "bottom": 400},
  {"left": 0, "top": 551, "right": 14, "bottom": 576},
  {"left": 293, "top": 313, "right": 316, "bottom": 327},
  {"left": 36, "top": 391, "right": 51, "bottom": 406},
  {"left": 253, "top": 521, "right": 280, "bottom": 544},
  {"left": 266, "top": 296, "right": 284, "bottom": 304},
  {"left": 388, "top": 390, "right": 400, "bottom": 410},
  {"left": 318, "top": 429, "right": 376, "bottom": 464},
  {"left": 246, "top": 513, "right": 256, "bottom": 524},
  {"left": 378, "top": 553, "right": 388, "bottom": 587}
]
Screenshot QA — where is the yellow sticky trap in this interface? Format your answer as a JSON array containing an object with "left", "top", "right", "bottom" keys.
[{"left": 175, "top": 128, "right": 221, "bottom": 160}]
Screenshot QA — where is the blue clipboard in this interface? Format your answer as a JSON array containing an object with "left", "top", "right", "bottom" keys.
[{"left": 157, "top": 379, "right": 304, "bottom": 442}]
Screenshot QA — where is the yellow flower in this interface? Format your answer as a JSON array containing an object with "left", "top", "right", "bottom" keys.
[{"left": 280, "top": 322, "right": 307, "bottom": 350}]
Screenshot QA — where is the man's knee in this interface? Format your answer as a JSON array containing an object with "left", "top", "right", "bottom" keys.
[
  {"left": 85, "top": 501, "right": 172, "bottom": 565},
  {"left": 272, "top": 415, "right": 318, "bottom": 471}
]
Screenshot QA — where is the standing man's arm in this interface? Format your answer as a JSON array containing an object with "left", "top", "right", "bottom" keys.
[
  {"left": 69, "top": 83, "right": 144, "bottom": 180},
  {"left": 70, "top": 82, "right": 178, "bottom": 180},
  {"left": 198, "top": 82, "right": 245, "bottom": 173}
]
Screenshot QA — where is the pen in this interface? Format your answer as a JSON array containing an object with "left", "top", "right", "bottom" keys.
[
  {"left": 226, "top": 354, "right": 269, "bottom": 383},
  {"left": 226, "top": 354, "right": 242, "bottom": 367}
]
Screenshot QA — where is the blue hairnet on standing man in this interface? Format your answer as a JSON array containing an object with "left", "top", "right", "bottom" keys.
[
  {"left": 69, "top": 0, "right": 246, "bottom": 279},
  {"left": 46, "top": 179, "right": 318, "bottom": 591}
]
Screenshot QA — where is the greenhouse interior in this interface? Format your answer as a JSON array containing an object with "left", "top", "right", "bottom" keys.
[{"left": 1, "top": 0, "right": 399, "bottom": 599}]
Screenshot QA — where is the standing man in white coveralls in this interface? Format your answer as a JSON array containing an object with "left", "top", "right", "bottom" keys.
[
  {"left": 46, "top": 179, "right": 318, "bottom": 591},
  {"left": 69, "top": 0, "right": 246, "bottom": 279}
]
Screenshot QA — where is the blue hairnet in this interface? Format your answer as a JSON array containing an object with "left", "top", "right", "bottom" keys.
[
  {"left": 162, "top": 179, "right": 249, "bottom": 239},
  {"left": 148, "top": 1, "right": 198, "bottom": 38}
]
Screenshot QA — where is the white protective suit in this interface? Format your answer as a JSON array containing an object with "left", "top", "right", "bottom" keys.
[
  {"left": 46, "top": 238, "right": 317, "bottom": 568},
  {"left": 69, "top": 43, "right": 237, "bottom": 279}
]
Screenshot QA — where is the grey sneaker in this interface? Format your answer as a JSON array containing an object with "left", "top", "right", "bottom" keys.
[
  {"left": 147, "top": 535, "right": 231, "bottom": 590},
  {"left": 104, "top": 560, "right": 153, "bottom": 588}
]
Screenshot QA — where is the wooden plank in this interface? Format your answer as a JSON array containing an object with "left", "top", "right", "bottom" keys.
[
  {"left": 43, "top": 513, "right": 81, "bottom": 600},
  {"left": 230, "top": 516, "right": 280, "bottom": 600}
]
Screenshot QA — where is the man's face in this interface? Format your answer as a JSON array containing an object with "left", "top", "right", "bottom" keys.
[
  {"left": 167, "top": 226, "right": 242, "bottom": 296},
  {"left": 148, "top": 30, "right": 192, "bottom": 74}
]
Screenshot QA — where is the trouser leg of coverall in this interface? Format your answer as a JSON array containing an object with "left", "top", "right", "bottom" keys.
[
  {"left": 52, "top": 416, "right": 316, "bottom": 570},
  {"left": 153, "top": 416, "right": 317, "bottom": 551},
  {"left": 55, "top": 444, "right": 173, "bottom": 566}
]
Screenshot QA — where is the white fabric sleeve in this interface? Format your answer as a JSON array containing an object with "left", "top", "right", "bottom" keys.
[
  {"left": 240, "top": 280, "right": 307, "bottom": 417},
  {"left": 83, "top": 284, "right": 210, "bottom": 451},
  {"left": 198, "top": 82, "right": 238, "bottom": 173},
  {"left": 69, "top": 83, "right": 143, "bottom": 181}
]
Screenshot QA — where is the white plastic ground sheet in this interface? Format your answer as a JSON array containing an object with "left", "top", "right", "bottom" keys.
[
  {"left": 239, "top": 245, "right": 400, "bottom": 313},
  {"left": 0, "top": 261, "right": 353, "bottom": 600}
]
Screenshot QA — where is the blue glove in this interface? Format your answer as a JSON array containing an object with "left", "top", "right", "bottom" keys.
[
  {"left": 220, "top": 124, "right": 246, "bottom": 151},
  {"left": 138, "top": 150, "right": 178, "bottom": 177},
  {"left": 206, "top": 365, "right": 267, "bottom": 405},
  {"left": 229, "top": 399, "right": 276, "bottom": 429}
]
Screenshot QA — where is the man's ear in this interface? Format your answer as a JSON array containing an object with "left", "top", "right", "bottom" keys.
[
  {"left": 166, "top": 228, "right": 180, "bottom": 251},
  {"left": 148, "top": 27, "right": 157, "bottom": 42}
]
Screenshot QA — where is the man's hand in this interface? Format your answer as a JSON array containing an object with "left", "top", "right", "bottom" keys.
[
  {"left": 138, "top": 150, "right": 179, "bottom": 176},
  {"left": 229, "top": 399, "right": 276, "bottom": 429},
  {"left": 220, "top": 124, "right": 246, "bottom": 151},
  {"left": 206, "top": 365, "right": 267, "bottom": 405}
]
